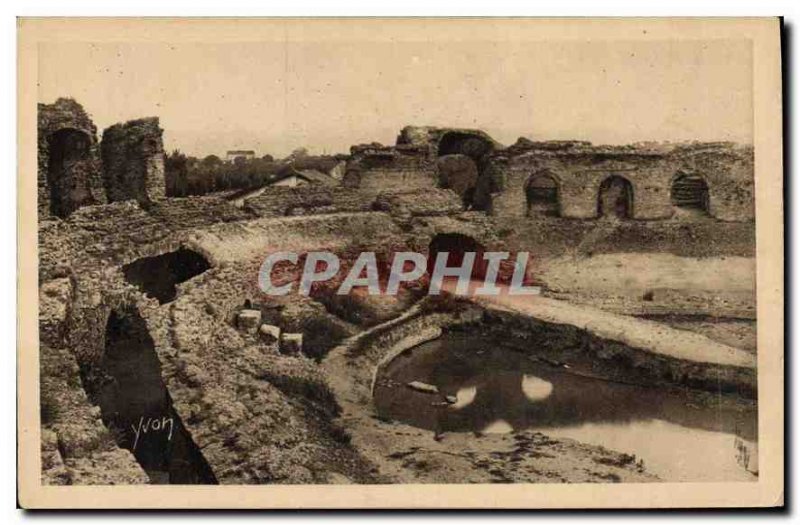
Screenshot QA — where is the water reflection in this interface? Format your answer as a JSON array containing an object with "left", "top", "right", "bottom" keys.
[
  {"left": 373, "top": 334, "right": 758, "bottom": 482},
  {"left": 482, "top": 419, "right": 513, "bottom": 434},
  {"left": 451, "top": 386, "right": 477, "bottom": 409},
  {"left": 521, "top": 375, "right": 553, "bottom": 402}
]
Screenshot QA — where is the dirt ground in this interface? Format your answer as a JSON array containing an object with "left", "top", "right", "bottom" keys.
[
  {"left": 504, "top": 216, "right": 756, "bottom": 259},
  {"left": 537, "top": 253, "right": 755, "bottom": 294},
  {"left": 532, "top": 252, "right": 757, "bottom": 353},
  {"left": 641, "top": 316, "right": 757, "bottom": 354}
]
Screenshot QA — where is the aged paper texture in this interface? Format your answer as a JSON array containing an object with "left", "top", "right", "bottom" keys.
[{"left": 17, "top": 17, "right": 783, "bottom": 509}]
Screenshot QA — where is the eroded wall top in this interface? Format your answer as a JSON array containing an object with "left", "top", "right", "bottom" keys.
[{"left": 101, "top": 117, "right": 166, "bottom": 206}]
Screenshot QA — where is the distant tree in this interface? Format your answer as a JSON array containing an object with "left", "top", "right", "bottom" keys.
[
  {"left": 165, "top": 150, "right": 292, "bottom": 197},
  {"left": 288, "top": 147, "right": 308, "bottom": 161},
  {"left": 165, "top": 149, "right": 189, "bottom": 197},
  {"left": 201, "top": 154, "right": 222, "bottom": 168}
]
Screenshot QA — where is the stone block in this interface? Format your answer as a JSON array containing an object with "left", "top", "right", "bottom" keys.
[
  {"left": 259, "top": 324, "right": 281, "bottom": 343},
  {"left": 406, "top": 381, "right": 439, "bottom": 394},
  {"left": 237, "top": 309, "right": 262, "bottom": 332},
  {"left": 280, "top": 333, "right": 303, "bottom": 355}
]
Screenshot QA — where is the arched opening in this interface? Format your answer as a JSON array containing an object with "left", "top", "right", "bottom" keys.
[
  {"left": 462, "top": 187, "right": 477, "bottom": 210},
  {"left": 437, "top": 132, "right": 493, "bottom": 160},
  {"left": 437, "top": 154, "right": 479, "bottom": 210},
  {"left": 122, "top": 248, "right": 210, "bottom": 304},
  {"left": 80, "top": 307, "right": 217, "bottom": 484},
  {"left": 525, "top": 172, "right": 559, "bottom": 217},
  {"left": 47, "top": 128, "right": 94, "bottom": 218},
  {"left": 597, "top": 175, "right": 633, "bottom": 219},
  {"left": 427, "top": 233, "right": 488, "bottom": 281},
  {"left": 671, "top": 173, "right": 710, "bottom": 214},
  {"left": 436, "top": 132, "right": 494, "bottom": 212}
]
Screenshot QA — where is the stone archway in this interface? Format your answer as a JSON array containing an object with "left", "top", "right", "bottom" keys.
[
  {"left": 47, "top": 128, "right": 94, "bottom": 218},
  {"left": 671, "top": 173, "right": 710, "bottom": 214},
  {"left": 525, "top": 171, "right": 560, "bottom": 217},
  {"left": 597, "top": 175, "right": 634, "bottom": 219},
  {"left": 437, "top": 132, "right": 493, "bottom": 160}
]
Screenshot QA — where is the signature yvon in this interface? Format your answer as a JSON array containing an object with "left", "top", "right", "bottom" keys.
[{"left": 131, "top": 416, "right": 174, "bottom": 450}]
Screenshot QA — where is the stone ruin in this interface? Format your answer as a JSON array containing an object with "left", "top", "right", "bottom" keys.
[
  {"left": 101, "top": 117, "right": 166, "bottom": 206},
  {"left": 346, "top": 126, "right": 754, "bottom": 222},
  {"left": 38, "top": 100, "right": 753, "bottom": 224},
  {"left": 38, "top": 98, "right": 103, "bottom": 219},
  {"left": 38, "top": 98, "right": 165, "bottom": 220},
  {"left": 36, "top": 97, "right": 756, "bottom": 486}
]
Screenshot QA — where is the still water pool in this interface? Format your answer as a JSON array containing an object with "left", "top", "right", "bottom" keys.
[{"left": 373, "top": 334, "right": 757, "bottom": 482}]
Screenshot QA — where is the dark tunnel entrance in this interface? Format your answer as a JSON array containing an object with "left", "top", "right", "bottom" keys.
[
  {"left": 122, "top": 248, "right": 210, "bottom": 304},
  {"left": 437, "top": 154, "right": 479, "bottom": 210},
  {"left": 436, "top": 132, "right": 495, "bottom": 212},
  {"left": 597, "top": 176, "right": 633, "bottom": 219},
  {"left": 47, "top": 128, "right": 94, "bottom": 218},
  {"left": 526, "top": 172, "right": 559, "bottom": 217},
  {"left": 671, "top": 174, "right": 710, "bottom": 213},
  {"left": 437, "top": 132, "right": 493, "bottom": 159},
  {"left": 80, "top": 307, "right": 217, "bottom": 484},
  {"left": 427, "top": 233, "right": 488, "bottom": 281}
]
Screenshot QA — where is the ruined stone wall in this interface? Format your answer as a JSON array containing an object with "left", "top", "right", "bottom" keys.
[
  {"left": 243, "top": 186, "right": 375, "bottom": 218},
  {"left": 101, "top": 117, "right": 166, "bottom": 206},
  {"left": 473, "top": 306, "right": 756, "bottom": 397},
  {"left": 38, "top": 98, "right": 104, "bottom": 219},
  {"left": 343, "top": 126, "right": 503, "bottom": 199},
  {"left": 40, "top": 342, "right": 149, "bottom": 485},
  {"left": 372, "top": 188, "right": 463, "bottom": 219},
  {"left": 38, "top": 197, "right": 251, "bottom": 283},
  {"left": 187, "top": 212, "right": 405, "bottom": 266},
  {"left": 492, "top": 154, "right": 671, "bottom": 220},
  {"left": 37, "top": 185, "right": 472, "bottom": 284},
  {"left": 138, "top": 262, "right": 377, "bottom": 484},
  {"left": 490, "top": 141, "right": 754, "bottom": 222},
  {"left": 344, "top": 144, "right": 437, "bottom": 192},
  {"left": 242, "top": 185, "right": 465, "bottom": 221},
  {"left": 676, "top": 145, "right": 755, "bottom": 222}
]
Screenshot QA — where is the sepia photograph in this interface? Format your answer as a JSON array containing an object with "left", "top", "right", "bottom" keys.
[{"left": 16, "top": 16, "right": 784, "bottom": 509}]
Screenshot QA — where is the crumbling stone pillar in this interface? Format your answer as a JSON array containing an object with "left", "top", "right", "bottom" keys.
[
  {"left": 491, "top": 168, "right": 529, "bottom": 218},
  {"left": 101, "top": 117, "right": 166, "bottom": 206},
  {"left": 38, "top": 98, "right": 104, "bottom": 219}
]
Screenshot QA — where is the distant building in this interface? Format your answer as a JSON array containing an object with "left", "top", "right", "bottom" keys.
[{"left": 225, "top": 150, "right": 256, "bottom": 163}]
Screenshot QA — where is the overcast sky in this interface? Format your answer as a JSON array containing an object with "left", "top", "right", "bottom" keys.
[{"left": 37, "top": 39, "right": 752, "bottom": 158}]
